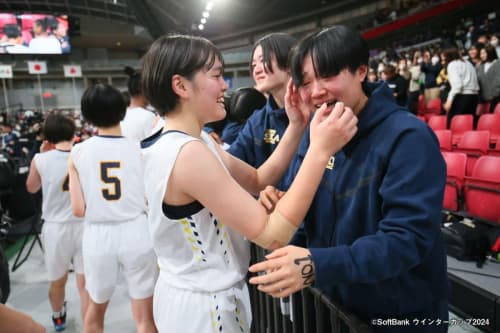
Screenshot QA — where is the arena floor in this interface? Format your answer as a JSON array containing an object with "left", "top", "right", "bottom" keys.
[{"left": 6, "top": 245, "right": 485, "bottom": 333}]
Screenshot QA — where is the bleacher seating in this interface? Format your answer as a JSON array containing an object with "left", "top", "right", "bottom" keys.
[
  {"left": 442, "top": 152, "right": 467, "bottom": 212},
  {"left": 450, "top": 114, "right": 474, "bottom": 146},
  {"left": 421, "top": 98, "right": 442, "bottom": 121},
  {"left": 476, "top": 114, "right": 500, "bottom": 146},
  {"left": 494, "top": 103, "right": 500, "bottom": 115},
  {"left": 489, "top": 138, "right": 500, "bottom": 157},
  {"left": 463, "top": 156, "right": 500, "bottom": 223},
  {"left": 434, "top": 130, "right": 452, "bottom": 152},
  {"left": 428, "top": 115, "right": 447, "bottom": 131},
  {"left": 454, "top": 130, "right": 490, "bottom": 176},
  {"left": 476, "top": 103, "right": 490, "bottom": 117}
]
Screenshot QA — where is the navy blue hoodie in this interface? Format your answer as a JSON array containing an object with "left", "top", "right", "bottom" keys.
[
  {"left": 228, "top": 95, "right": 289, "bottom": 189},
  {"left": 287, "top": 82, "right": 448, "bottom": 332}
]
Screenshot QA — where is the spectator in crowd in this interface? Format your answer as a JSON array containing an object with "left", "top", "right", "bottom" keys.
[
  {"left": 441, "top": 48, "right": 479, "bottom": 128},
  {"left": 0, "top": 24, "right": 29, "bottom": 54},
  {"left": 120, "top": 66, "right": 156, "bottom": 141},
  {"left": 436, "top": 61, "right": 450, "bottom": 105},
  {"left": 2, "top": 123, "right": 21, "bottom": 157},
  {"left": 490, "top": 33, "right": 500, "bottom": 59},
  {"left": 381, "top": 64, "right": 408, "bottom": 107},
  {"left": 464, "top": 25, "right": 477, "bottom": 50},
  {"left": 50, "top": 18, "right": 71, "bottom": 54},
  {"left": 250, "top": 25, "right": 449, "bottom": 333},
  {"left": 139, "top": 33, "right": 357, "bottom": 333},
  {"left": 477, "top": 44, "right": 500, "bottom": 113},
  {"left": 228, "top": 33, "right": 297, "bottom": 189},
  {"left": 408, "top": 51, "right": 424, "bottom": 114},
  {"left": 29, "top": 18, "right": 62, "bottom": 54},
  {"left": 26, "top": 113, "right": 89, "bottom": 332},
  {"left": 476, "top": 34, "right": 489, "bottom": 46},
  {"left": 367, "top": 68, "right": 378, "bottom": 82},
  {"left": 397, "top": 58, "right": 410, "bottom": 81},
  {"left": 467, "top": 42, "right": 484, "bottom": 68},
  {"left": 421, "top": 50, "right": 442, "bottom": 102}
]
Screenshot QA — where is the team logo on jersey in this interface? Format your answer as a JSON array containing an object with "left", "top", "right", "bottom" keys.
[
  {"left": 326, "top": 156, "right": 335, "bottom": 170},
  {"left": 263, "top": 129, "right": 280, "bottom": 144}
]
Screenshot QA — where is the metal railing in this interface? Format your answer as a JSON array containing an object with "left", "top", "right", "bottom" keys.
[{"left": 249, "top": 245, "right": 373, "bottom": 333}]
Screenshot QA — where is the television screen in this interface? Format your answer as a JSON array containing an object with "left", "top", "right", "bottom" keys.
[{"left": 0, "top": 13, "right": 70, "bottom": 54}]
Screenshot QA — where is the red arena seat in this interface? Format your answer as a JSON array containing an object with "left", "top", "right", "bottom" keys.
[
  {"left": 489, "top": 138, "right": 500, "bottom": 157},
  {"left": 450, "top": 114, "right": 473, "bottom": 146},
  {"left": 494, "top": 103, "right": 500, "bottom": 115},
  {"left": 434, "top": 130, "right": 452, "bottom": 152},
  {"left": 421, "top": 98, "right": 442, "bottom": 121},
  {"left": 428, "top": 115, "right": 447, "bottom": 131},
  {"left": 477, "top": 114, "right": 500, "bottom": 146},
  {"left": 442, "top": 152, "right": 467, "bottom": 212},
  {"left": 454, "top": 130, "right": 490, "bottom": 176},
  {"left": 464, "top": 156, "right": 500, "bottom": 223},
  {"left": 476, "top": 103, "right": 490, "bottom": 117}
]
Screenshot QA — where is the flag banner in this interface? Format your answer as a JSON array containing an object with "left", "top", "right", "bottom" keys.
[
  {"left": 0, "top": 65, "right": 13, "bottom": 78},
  {"left": 27, "top": 61, "right": 47, "bottom": 74},
  {"left": 63, "top": 65, "right": 82, "bottom": 78}
]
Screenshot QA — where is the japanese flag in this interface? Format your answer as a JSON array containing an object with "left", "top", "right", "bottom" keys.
[
  {"left": 28, "top": 61, "right": 47, "bottom": 74},
  {"left": 0, "top": 65, "right": 13, "bottom": 78},
  {"left": 63, "top": 65, "right": 82, "bottom": 78}
]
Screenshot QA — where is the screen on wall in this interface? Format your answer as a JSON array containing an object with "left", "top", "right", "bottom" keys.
[{"left": 0, "top": 13, "right": 71, "bottom": 55}]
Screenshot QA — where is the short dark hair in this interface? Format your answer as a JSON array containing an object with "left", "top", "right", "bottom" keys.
[
  {"left": 34, "top": 18, "right": 48, "bottom": 32},
  {"left": 43, "top": 113, "right": 75, "bottom": 143},
  {"left": 382, "top": 64, "right": 396, "bottom": 76},
  {"left": 290, "top": 25, "right": 369, "bottom": 86},
  {"left": 124, "top": 66, "right": 142, "bottom": 97},
  {"left": 441, "top": 48, "right": 461, "bottom": 65},
  {"left": 141, "top": 34, "right": 223, "bottom": 116},
  {"left": 228, "top": 87, "right": 267, "bottom": 124},
  {"left": 3, "top": 24, "right": 21, "bottom": 39},
  {"left": 80, "top": 83, "right": 126, "bottom": 128},
  {"left": 250, "top": 33, "right": 296, "bottom": 74}
]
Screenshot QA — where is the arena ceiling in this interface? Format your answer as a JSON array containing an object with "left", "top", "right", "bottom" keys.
[{"left": 0, "top": 0, "right": 376, "bottom": 50}]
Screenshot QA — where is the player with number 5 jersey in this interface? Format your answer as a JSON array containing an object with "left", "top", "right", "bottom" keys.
[{"left": 69, "top": 83, "right": 158, "bottom": 333}]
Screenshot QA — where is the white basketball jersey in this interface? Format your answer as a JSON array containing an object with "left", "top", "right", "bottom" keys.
[
  {"left": 142, "top": 130, "right": 250, "bottom": 292},
  {"left": 71, "top": 136, "right": 147, "bottom": 223},
  {"left": 34, "top": 149, "right": 82, "bottom": 223},
  {"left": 120, "top": 107, "right": 156, "bottom": 142}
]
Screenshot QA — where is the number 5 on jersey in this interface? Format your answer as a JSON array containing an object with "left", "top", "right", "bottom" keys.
[{"left": 100, "top": 161, "right": 122, "bottom": 201}]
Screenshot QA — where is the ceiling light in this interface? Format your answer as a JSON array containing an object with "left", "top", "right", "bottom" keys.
[
  {"left": 202, "top": 11, "right": 210, "bottom": 18},
  {"left": 198, "top": 24, "right": 204, "bottom": 30},
  {"left": 206, "top": 1, "right": 214, "bottom": 10},
  {"left": 201, "top": 18, "right": 207, "bottom": 24}
]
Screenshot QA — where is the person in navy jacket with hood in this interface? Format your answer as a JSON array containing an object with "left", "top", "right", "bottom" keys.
[
  {"left": 250, "top": 25, "right": 449, "bottom": 332},
  {"left": 228, "top": 33, "right": 296, "bottom": 189}
]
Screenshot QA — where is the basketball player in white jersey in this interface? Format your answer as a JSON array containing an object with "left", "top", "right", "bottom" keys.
[
  {"left": 120, "top": 66, "right": 156, "bottom": 141},
  {"left": 26, "top": 113, "right": 89, "bottom": 332},
  {"left": 68, "top": 84, "right": 157, "bottom": 333},
  {"left": 140, "top": 34, "right": 357, "bottom": 332}
]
